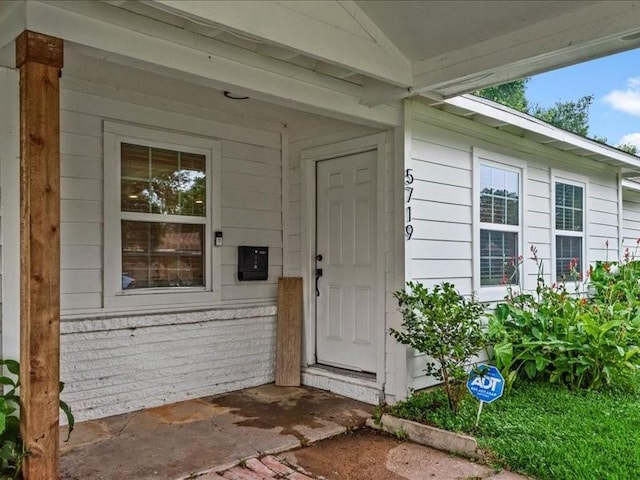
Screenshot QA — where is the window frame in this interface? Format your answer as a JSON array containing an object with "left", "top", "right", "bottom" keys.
[
  {"left": 552, "top": 171, "right": 587, "bottom": 284},
  {"left": 473, "top": 148, "right": 526, "bottom": 302},
  {"left": 104, "top": 121, "right": 222, "bottom": 309}
]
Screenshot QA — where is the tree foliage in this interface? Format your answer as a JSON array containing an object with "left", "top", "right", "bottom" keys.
[
  {"left": 476, "top": 80, "right": 638, "bottom": 156},
  {"left": 476, "top": 79, "right": 529, "bottom": 112},
  {"left": 619, "top": 143, "right": 638, "bottom": 155},
  {"left": 476, "top": 79, "right": 593, "bottom": 137},
  {"left": 530, "top": 95, "right": 593, "bottom": 137}
]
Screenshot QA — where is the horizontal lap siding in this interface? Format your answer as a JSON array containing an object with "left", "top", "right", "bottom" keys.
[
  {"left": 408, "top": 127, "right": 474, "bottom": 391},
  {"left": 408, "top": 115, "right": 620, "bottom": 390},
  {"left": 60, "top": 88, "right": 283, "bottom": 310},
  {"left": 58, "top": 85, "right": 283, "bottom": 420},
  {"left": 589, "top": 177, "right": 620, "bottom": 262},
  {"left": 622, "top": 189, "right": 640, "bottom": 253},
  {"left": 525, "top": 163, "right": 551, "bottom": 288},
  {"left": 408, "top": 135, "right": 473, "bottom": 296}
]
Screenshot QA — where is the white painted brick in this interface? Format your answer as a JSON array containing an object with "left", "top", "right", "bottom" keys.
[{"left": 60, "top": 307, "right": 277, "bottom": 422}]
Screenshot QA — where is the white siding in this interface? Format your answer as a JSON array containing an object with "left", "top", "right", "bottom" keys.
[
  {"left": 0, "top": 67, "right": 20, "bottom": 362},
  {"left": 60, "top": 90, "right": 284, "bottom": 311},
  {"left": 407, "top": 102, "right": 620, "bottom": 390},
  {"left": 588, "top": 173, "right": 620, "bottom": 262},
  {"left": 55, "top": 82, "right": 285, "bottom": 420},
  {"left": 623, "top": 188, "right": 640, "bottom": 252}
]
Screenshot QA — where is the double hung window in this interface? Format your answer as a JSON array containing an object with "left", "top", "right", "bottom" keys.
[
  {"left": 478, "top": 163, "right": 521, "bottom": 287},
  {"left": 104, "top": 122, "right": 221, "bottom": 308},
  {"left": 120, "top": 143, "right": 207, "bottom": 290},
  {"left": 554, "top": 181, "right": 585, "bottom": 281}
]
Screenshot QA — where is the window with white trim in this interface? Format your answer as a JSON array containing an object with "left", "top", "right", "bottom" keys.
[
  {"left": 120, "top": 143, "right": 207, "bottom": 289},
  {"left": 479, "top": 164, "right": 520, "bottom": 286},
  {"left": 555, "top": 181, "right": 584, "bottom": 281},
  {"left": 104, "top": 122, "right": 221, "bottom": 308}
]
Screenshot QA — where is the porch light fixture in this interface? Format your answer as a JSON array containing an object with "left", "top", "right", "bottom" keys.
[{"left": 223, "top": 91, "right": 249, "bottom": 100}]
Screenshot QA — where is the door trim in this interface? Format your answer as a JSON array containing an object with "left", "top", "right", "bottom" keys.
[{"left": 300, "top": 133, "right": 387, "bottom": 386}]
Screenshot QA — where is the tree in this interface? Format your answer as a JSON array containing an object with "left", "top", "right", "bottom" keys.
[
  {"left": 530, "top": 95, "right": 593, "bottom": 137},
  {"left": 619, "top": 143, "right": 638, "bottom": 155},
  {"left": 476, "top": 80, "right": 592, "bottom": 137},
  {"left": 476, "top": 79, "right": 529, "bottom": 112},
  {"left": 476, "top": 81, "right": 638, "bottom": 156}
]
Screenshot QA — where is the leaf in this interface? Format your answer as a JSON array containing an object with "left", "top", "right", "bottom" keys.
[
  {"left": 524, "top": 361, "right": 537, "bottom": 379},
  {"left": 59, "top": 400, "right": 75, "bottom": 442},
  {"left": 0, "top": 378, "right": 16, "bottom": 388},
  {"left": 492, "top": 342, "right": 513, "bottom": 369},
  {"left": 0, "top": 361, "right": 19, "bottom": 377}
]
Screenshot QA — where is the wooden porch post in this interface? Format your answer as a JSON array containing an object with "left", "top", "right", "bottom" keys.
[{"left": 16, "top": 30, "right": 63, "bottom": 480}]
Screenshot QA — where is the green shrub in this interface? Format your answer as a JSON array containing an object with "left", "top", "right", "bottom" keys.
[
  {"left": 488, "top": 248, "right": 640, "bottom": 390},
  {"left": 0, "top": 360, "right": 74, "bottom": 479},
  {"left": 390, "top": 282, "right": 486, "bottom": 413}
]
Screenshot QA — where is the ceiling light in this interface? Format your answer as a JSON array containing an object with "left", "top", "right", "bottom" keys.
[{"left": 224, "top": 91, "right": 249, "bottom": 100}]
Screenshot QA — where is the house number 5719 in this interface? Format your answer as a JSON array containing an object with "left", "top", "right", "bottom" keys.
[{"left": 405, "top": 168, "right": 414, "bottom": 240}]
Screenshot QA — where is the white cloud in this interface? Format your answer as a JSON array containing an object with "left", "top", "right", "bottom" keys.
[
  {"left": 603, "top": 77, "right": 640, "bottom": 116},
  {"left": 619, "top": 132, "right": 640, "bottom": 149}
]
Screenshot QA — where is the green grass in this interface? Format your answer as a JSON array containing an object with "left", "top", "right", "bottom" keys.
[{"left": 389, "top": 378, "right": 640, "bottom": 479}]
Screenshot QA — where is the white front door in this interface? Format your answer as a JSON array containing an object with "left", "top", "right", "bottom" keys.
[{"left": 315, "top": 150, "right": 377, "bottom": 373}]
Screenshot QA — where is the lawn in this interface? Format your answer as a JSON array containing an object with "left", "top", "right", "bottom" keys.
[{"left": 389, "top": 378, "right": 640, "bottom": 480}]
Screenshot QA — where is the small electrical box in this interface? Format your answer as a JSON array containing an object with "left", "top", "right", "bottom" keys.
[{"left": 238, "top": 246, "right": 269, "bottom": 281}]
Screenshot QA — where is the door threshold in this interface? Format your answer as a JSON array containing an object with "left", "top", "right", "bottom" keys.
[
  {"left": 311, "top": 364, "right": 376, "bottom": 382},
  {"left": 302, "top": 365, "right": 382, "bottom": 405}
]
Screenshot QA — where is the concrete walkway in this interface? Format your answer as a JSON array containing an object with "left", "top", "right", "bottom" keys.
[
  {"left": 59, "top": 385, "right": 529, "bottom": 480},
  {"left": 60, "top": 385, "right": 373, "bottom": 479}
]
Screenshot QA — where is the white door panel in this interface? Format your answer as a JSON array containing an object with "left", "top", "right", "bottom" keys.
[{"left": 316, "top": 150, "right": 376, "bottom": 372}]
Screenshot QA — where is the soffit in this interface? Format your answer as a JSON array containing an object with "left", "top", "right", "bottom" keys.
[
  {"left": 355, "top": 0, "right": 597, "bottom": 63},
  {"left": 9, "top": 1, "right": 640, "bottom": 111}
]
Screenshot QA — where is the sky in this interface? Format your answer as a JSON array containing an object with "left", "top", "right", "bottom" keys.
[{"left": 526, "top": 48, "right": 640, "bottom": 150}]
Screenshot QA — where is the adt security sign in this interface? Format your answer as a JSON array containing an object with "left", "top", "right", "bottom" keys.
[{"left": 467, "top": 365, "right": 504, "bottom": 403}]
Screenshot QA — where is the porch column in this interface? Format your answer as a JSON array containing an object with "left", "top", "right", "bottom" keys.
[{"left": 16, "top": 30, "right": 63, "bottom": 480}]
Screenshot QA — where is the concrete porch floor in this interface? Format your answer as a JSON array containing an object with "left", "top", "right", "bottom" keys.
[{"left": 59, "top": 384, "right": 373, "bottom": 480}]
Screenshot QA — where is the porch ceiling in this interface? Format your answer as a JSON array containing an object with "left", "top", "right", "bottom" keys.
[
  {"left": 2, "top": 1, "right": 640, "bottom": 126},
  {"left": 140, "top": 0, "right": 640, "bottom": 104},
  {"left": 61, "top": 45, "right": 364, "bottom": 136}
]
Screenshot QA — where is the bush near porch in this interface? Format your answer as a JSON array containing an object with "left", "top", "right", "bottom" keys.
[{"left": 389, "top": 247, "right": 640, "bottom": 479}]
